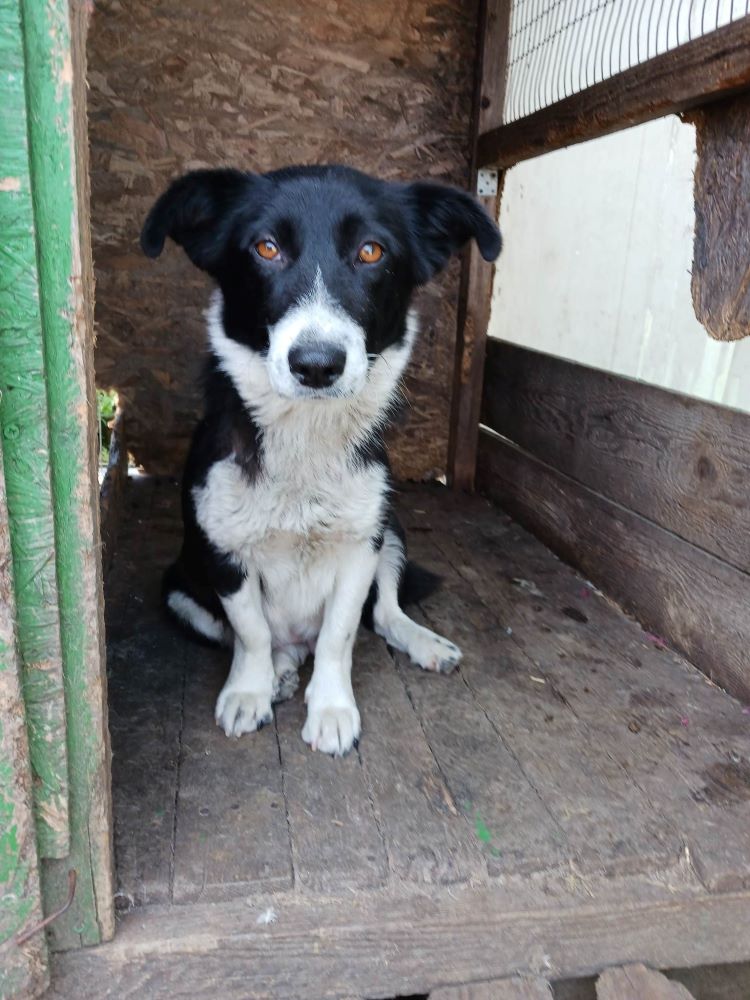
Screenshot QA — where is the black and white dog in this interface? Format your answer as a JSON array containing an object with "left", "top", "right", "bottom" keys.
[{"left": 141, "top": 165, "right": 501, "bottom": 756}]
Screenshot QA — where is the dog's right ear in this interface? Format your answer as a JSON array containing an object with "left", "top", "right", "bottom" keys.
[{"left": 140, "top": 169, "right": 256, "bottom": 272}]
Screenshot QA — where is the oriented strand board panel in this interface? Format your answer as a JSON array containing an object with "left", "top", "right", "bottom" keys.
[{"left": 87, "top": 0, "right": 478, "bottom": 479}]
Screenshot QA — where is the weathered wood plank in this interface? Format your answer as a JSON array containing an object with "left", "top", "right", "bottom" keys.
[
  {"left": 49, "top": 887, "right": 750, "bottom": 1000},
  {"left": 478, "top": 17, "right": 750, "bottom": 168},
  {"left": 432, "top": 977, "right": 553, "bottom": 999},
  {"left": 29, "top": 0, "right": 115, "bottom": 945},
  {"left": 172, "top": 645, "right": 293, "bottom": 903},
  {"left": 0, "top": 440, "right": 49, "bottom": 997},
  {"left": 476, "top": 431, "right": 750, "bottom": 705},
  {"left": 106, "top": 478, "right": 183, "bottom": 907},
  {"left": 392, "top": 614, "right": 568, "bottom": 877},
  {"left": 691, "top": 92, "right": 750, "bottom": 342},
  {"left": 0, "top": 0, "right": 70, "bottom": 860},
  {"left": 356, "top": 633, "right": 486, "bottom": 885},
  {"left": 276, "top": 668, "right": 389, "bottom": 893},
  {"left": 596, "top": 964, "right": 695, "bottom": 1000},
  {"left": 405, "top": 483, "right": 750, "bottom": 891},
  {"left": 411, "top": 559, "right": 679, "bottom": 878},
  {"left": 481, "top": 340, "right": 750, "bottom": 572},
  {"left": 447, "top": 0, "right": 508, "bottom": 490}
]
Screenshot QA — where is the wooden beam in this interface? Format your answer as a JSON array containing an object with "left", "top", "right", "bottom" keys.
[
  {"left": 48, "top": 887, "right": 750, "bottom": 999},
  {"left": 477, "top": 17, "right": 750, "bottom": 169},
  {"left": 481, "top": 341, "right": 750, "bottom": 572},
  {"left": 476, "top": 431, "right": 750, "bottom": 703},
  {"left": 431, "top": 977, "right": 553, "bottom": 999},
  {"left": 447, "top": 0, "right": 510, "bottom": 491}
]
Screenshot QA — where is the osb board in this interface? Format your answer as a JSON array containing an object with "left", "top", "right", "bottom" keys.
[
  {"left": 87, "top": 0, "right": 479, "bottom": 478},
  {"left": 691, "top": 92, "right": 750, "bottom": 342}
]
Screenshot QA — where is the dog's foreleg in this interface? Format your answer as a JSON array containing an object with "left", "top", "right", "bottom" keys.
[
  {"left": 215, "top": 571, "right": 275, "bottom": 737},
  {"left": 302, "top": 544, "right": 379, "bottom": 756},
  {"left": 373, "top": 528, "right": 462, "bottom": 673}
]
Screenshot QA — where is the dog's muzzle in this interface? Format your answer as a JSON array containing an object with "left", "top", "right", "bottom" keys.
[{"left": 288, "top": 341, "right": 347, "bottom": 390}]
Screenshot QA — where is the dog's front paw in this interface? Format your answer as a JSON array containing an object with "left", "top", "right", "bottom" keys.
[
  {"left": 302, "top": 701, "right": 361, "bottom": 756},
  {"left": 215, "top": 687, "right": 273, "bottom": 737},
  {"left": 410, "top": 628, "right": 462, "bottom": 674}
]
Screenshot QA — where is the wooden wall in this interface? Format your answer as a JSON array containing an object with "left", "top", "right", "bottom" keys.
[
  {"left": 477, "top": 340, "right": 750, "bottom": 703},
  {"left": 86, "top": 0, "right": 478, "bottom": 479}
]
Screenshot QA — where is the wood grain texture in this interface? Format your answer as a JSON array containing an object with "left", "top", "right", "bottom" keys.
[
  {"left": 481, "top": 341, "right": 750, "bottom": 571},
  {"left": 403, "top": 484, "right": 750, "bottom": 892},
  {"left": 276, "top": 679, "right": 389, "bottom": 894},
  {"left": 478, "top": 17, "right": 750, "bottom": 168},
  {"left": 0, "top": 441, "right": 49, "bottom": 999},
  {"left": 35, "top": 0, "right": 115, "bottom": 947},
  {"left": 476, "top": 431, "right": 750, "bottom": 704},
  {"left": 691, "top": 92, "right": 750, "bottom": 342},
  {"left": 432, "top": 977, "right": 553, "bottom": 999},
  {"left": 447, "top": 0, "right": 508, "bottom": 490},
  {"left": 596, "top": 964, "right": 695, "bottom": 1000},
  {"left": 0, "top": 0, "right": 69, "bottom": 860},
  {"left": 48, "top": 888, "right": 750, "bottom": 999},
  {"left": 87, "top": 0, "right": 479, "bottom": 481}
]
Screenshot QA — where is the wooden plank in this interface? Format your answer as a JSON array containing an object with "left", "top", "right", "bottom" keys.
[
  {"left": 356, "top": 634, "right": 486, "bottom": 885},
  {"left": 275, "top": 666, "right": 389, "bottom": 893},
  {"left": 690, "top": 92, "right": 750, "bottom": 342},
  {"left": 478, "top": 17, "right": 750, "bottom": 169},
  {"left": 106, "top": 477, "right": 183, "bottom": 907},
  {"left": 172, "top": 644, "right": 293, "bottom": 903},
  {"left": 410, "top": 484, "right": 750, "bottom": 892},
  {"left": 403, "top": 522, "right": 681, "bottom": 879},
  {"left": 476, "top": 431, "right": 750, "bottom": 704},
  {"left": 481, "top": 341, "right": 750, "bottom": 572},
  {"left": 392, "top": 612, "right": 568, "bottom": 877},
  {"left": 447, "top": 0, "right": 509, "bottom": 491},
  {"left": 597, "top": 964, "right": 695, "bottom": 1000},
  {"left": 432, "top": 977, "right": 553, "bottom": 999},
  {"left": 0, "top": 0, "right": 70, "bottom": 860},
  {"left": 25, "top": 0, "right": 115, "bottom": 945},
  {"left": 0, "top": 440, "right": 49, "bottom": 997},
  {"left": 48, "top": 887, "right": 750, "bottom": 1000}
]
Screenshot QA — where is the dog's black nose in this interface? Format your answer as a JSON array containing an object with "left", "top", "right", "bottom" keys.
[{"left": 288, "top": 343, "right": 346, "bottom": 389}]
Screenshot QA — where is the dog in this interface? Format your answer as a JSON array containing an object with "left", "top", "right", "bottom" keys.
[{"left": 141, "top": 165, "right": 501, "bottom": 756}]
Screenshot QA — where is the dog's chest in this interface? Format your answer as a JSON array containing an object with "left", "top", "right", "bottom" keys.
[{"left": 193, "top": 451, "right": 386, "bottom": 567}]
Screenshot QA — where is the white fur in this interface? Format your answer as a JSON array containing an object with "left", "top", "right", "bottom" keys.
[
  {"left": 191, "top": 291, "right": 458, "bottom": 754},
  {"left": 166, "top": 590, "right": 228, "bottom": 644}
]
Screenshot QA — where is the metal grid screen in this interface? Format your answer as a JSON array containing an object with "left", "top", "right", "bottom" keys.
[{"left": 504, "top": 0, "right": 750, "bottom": 123}]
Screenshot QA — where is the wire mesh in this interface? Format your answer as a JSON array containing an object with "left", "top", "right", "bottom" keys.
[{"left": 503, "top": 0, "right": 750, "bottom": 123}]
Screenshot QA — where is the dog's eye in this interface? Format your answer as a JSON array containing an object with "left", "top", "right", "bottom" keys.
[
  {"left": 255, "top": 239, "right": 280, "bottom": 261},
  {"left": 358, "top": 241, "right": 384, "bottom": 264}
]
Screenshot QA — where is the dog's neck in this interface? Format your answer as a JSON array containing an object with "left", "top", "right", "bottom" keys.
[{"left": 205, "top": 290, "right": 417, "bottom": 455}]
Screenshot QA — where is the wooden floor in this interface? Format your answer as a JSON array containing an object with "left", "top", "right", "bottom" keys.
[{"left": 52, "top": 475, "right": 750, "bottom": 999}]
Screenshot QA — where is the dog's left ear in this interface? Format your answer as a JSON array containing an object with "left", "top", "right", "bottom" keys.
[{"left": 404, "top": 182, "right": 502, "bottom": 284}]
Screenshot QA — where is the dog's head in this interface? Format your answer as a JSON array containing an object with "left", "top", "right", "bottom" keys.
[{"left": 141, "top": 165, "right": 501, "bottom": 401}]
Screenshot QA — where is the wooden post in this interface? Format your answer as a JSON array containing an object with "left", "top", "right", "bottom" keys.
[
  {"left": 447, "top": 0, "right": 510, "bottom": 491},
  {"left": 0, "top": 440, "right": 49, "bottom": 1000},
  {"left": 0, "top": 0, "right": 71, "bottom": 860},
  {"left": 18, "top": 0, "right": 115, "bottom": 948}
]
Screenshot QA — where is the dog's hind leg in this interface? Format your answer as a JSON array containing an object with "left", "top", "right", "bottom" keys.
[
  {"left": 272, "top": 643, "right": 306, "bottom": 703},
  {"left": 373, "top": 527, "right": 462, "bottom": 674}
]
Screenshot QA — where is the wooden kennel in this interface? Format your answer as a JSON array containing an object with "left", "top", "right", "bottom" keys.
[{"left": 1, "top": 0, "right": 750, "bottom": 997}]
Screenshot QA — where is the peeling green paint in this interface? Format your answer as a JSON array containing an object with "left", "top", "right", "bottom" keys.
[
  {"left": 19, "top": 0, "right": 114, "bottom": 948},
  {"left": 0, "top": 0, "right": 70, "bottom": 861}
]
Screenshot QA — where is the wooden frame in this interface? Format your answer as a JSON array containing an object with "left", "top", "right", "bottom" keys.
[
  {"left": 447, "top": 0, "right": 510, "bottom": 491},
  {"left": 478, "top": 340, "right": 750, "bottom": 703},
  {"left": 478, "top": 15, "right": 750, "bottom": 169}
]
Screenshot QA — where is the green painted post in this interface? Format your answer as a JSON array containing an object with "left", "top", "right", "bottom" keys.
[
  {"left": 20, "top": 0, "right": 115, "bottom": 947},
  {"left": 0, "top": 0, "right": 70, "bottom": 860},
  {"left": 0, "top": 440, "right": 49, "bottom": 998}
]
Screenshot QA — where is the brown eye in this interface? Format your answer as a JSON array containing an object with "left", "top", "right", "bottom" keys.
[
  {"left": 256, "top": 239, "right": 280, "bottom": 261},
  {"left": 358, "top": 241, "right": 384, "bottom": 264}
]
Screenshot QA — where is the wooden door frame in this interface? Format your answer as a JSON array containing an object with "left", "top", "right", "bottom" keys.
[{"left": 447, "top": 7, "right": 750, "bottom": 491}]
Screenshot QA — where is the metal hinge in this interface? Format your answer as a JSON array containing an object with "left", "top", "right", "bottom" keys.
[{"left": 476, "top": 169, "right": 499, "bottom": 197}]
